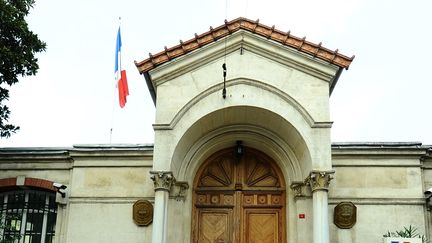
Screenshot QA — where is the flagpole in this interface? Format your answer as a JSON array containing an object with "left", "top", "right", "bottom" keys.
[
  {"left": 110, "top": 17, "right": 122, "bottom": 144},
  {"left": 109, "top": 82, "right": 116, "bottom": 144},
  {"left": 110, "top": 16, "right": 130, "bottom": 143}
]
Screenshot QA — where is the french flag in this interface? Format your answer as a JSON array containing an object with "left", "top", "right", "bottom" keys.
[
  {"left": 384, "top": 238, "right": 422, "bottom": 243},
  {"left": 115, "top": 27, "right": 129, "bottom": 108}
]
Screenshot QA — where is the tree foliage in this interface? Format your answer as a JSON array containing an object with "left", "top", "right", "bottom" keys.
[
  {"left": 0, "top": 0, "right": 46, "bottom": 138},
  {"left": 0, "top": 214, "right": 22, "bottom": 243}
]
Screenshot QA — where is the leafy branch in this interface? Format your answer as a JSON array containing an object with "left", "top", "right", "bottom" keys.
[{"left": 0, "top": 0, "right": 46, "bottom": 138}]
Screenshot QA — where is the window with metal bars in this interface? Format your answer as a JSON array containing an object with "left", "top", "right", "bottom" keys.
[{"left": 0, "top": 190, "right": 57, "bottom": 243}]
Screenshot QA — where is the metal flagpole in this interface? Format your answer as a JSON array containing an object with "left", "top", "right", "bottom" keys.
[{"left": 110, "top": 17, "right": 122, "bottom": 144}]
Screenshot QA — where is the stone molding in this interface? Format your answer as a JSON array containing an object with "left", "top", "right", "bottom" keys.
[
  {"left": 306, "top": 170, "right": 335, "bottom": 192},
  {"left": 328, "top": 197, "right": 425, "bottom": 205},
  {"left": 152, "top": 78, "right": 333, "bottom": 131},
  {"left": 150, "top": 171, "right": 175, "bottom": 192}
]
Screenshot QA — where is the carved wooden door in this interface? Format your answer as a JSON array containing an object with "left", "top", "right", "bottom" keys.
[{"left": 192, "top": 147, "right": 285, "bottom": 243}]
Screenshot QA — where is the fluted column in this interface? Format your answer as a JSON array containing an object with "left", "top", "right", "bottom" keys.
[
  {"left": 308, "top": 170, "right": 334, "bottom": 243},
  {"left": 150, "top": 171, "right": 174, "bottom": 243}
]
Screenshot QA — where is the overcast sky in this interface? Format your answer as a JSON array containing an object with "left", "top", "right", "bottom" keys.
[{"left": 1, "top": 0, "right": 431, "bottom": 147}]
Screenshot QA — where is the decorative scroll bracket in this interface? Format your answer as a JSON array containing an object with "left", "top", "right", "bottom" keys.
[
  {"left": 170, "top": 181, "right": 189, "bottom": 201},
  {"left": 290, "top": 181, "right": 308, "bottom": 200}
]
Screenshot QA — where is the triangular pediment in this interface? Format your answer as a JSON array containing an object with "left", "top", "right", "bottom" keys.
[
  {"left": 135, "top": 18, "right": 353, "bottom": 104},
  {"left": 135, "top": 17, "right": 353, "bottom": 74}
]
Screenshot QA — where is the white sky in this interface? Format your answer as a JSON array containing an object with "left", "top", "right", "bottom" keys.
[{"left": 1, "top": 0, "right": 431, "bottom": 147}]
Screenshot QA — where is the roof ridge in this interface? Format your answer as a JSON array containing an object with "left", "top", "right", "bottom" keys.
[{"left": 135, "top": 17, "right": 354, "bottom": 74}]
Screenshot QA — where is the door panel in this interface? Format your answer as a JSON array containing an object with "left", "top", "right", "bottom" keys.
[
  {"left": 243, "top": 152, "right": 280, "bottom": 188},
  {"left": 193, "top": 147, "right": 285, "bottom": 243},
  {"left": 243, "top": 209, "right": 280, "bottom": 243},
  {"left": 196, "top": 209, "right": 233, "bottom": 243}
]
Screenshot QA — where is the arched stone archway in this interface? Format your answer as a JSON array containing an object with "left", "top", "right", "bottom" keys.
[
  {"left": 166, "top": 105, "right": 314, "bottom": 243},
  {"left": 172, "top": 105, "right": 312, "bottom": 182}
]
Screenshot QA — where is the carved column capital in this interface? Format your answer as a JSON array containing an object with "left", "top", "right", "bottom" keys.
[
  {"left": 307, "top": 170, "right": 335, "bottom": 192},
  {"left": 150, "top": 171, "right": 175, "bottom": 192}
]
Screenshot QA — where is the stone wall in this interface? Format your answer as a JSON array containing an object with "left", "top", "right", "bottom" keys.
[
  {"left": 0, "top": 144, "right": 430, "bottom": 243},
  {"left": 0, "top": 145, "right": 154, "bottom": 243},
  {"left": 330, "top": 143, "right": 430, "bottom": 243}
]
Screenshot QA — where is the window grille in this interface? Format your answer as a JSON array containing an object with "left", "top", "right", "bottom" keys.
[{"left": 0, "top": 190, "right": 57, "bottom": 243}]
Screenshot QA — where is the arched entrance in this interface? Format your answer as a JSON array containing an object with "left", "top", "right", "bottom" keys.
[{"left": 192, "top": 146, "right": 286, "bottom": 243}]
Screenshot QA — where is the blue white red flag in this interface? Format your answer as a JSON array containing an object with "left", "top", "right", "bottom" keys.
[
  {"left": 383, "top": 238, "right": 422, "bottom": 243},
  {"left": 115, "top": 27, "right": 129, "bottom": 108}
]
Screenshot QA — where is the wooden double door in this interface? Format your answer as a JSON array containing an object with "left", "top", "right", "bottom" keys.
[{"left": 192, "top": 147, "right": 286, "bottom": 243}]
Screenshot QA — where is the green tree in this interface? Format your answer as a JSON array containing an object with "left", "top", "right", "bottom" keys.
[
  {"left": 0, "top": 213, "right": 21, "bottom": 243},
  {"left": 0, "top": 0, "right": 46, "bottom": 138}
]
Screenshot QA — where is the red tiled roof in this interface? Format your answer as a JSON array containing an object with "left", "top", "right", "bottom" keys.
[{"left": 135, "top": 17, "right": 354, "bottom": 74}]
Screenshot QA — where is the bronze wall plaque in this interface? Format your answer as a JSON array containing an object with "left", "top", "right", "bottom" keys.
[
  {"left": 133, "top": 200, "right": 153, "bottom": 226},
  {"left": 334, "top": 201, "right": 357, "bottom": 229}
]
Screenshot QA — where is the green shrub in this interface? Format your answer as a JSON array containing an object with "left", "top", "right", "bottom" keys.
[{"left": 383, "top": 225, "right": 428, "bottom": 243}]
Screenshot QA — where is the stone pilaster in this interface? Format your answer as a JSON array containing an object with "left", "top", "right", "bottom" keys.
[
  {"left": 307, "top": 170, "right": 334, "bottom": 243},
  {"left": 150, "top": 171, "right": 175, "bottom": 243}
]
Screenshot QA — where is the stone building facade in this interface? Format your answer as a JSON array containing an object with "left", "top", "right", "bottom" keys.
[{"left": 1, "top": 18, "right": 431, "bottom": 243}]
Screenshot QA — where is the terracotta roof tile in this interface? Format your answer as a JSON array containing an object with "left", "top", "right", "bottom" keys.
[{"left": 135, "top": 17, "right": 354, "bottom": 74}]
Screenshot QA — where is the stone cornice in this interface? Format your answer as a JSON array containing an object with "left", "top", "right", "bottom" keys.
[
  {"left": 0, "top": 145, "right": 154, "bottom": 161},
  {"left": 331, "top": 143, "right": 430, "bottom": 158}
]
